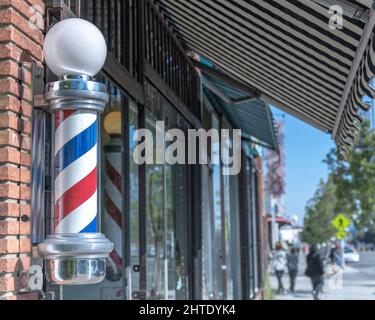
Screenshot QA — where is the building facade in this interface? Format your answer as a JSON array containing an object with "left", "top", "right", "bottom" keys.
[{"left": 0, "top": 0, "right": 278, "bottom": 300}]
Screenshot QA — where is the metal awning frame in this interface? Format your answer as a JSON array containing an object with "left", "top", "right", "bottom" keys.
[{"left": 333, "top": 2, "right": 375, "bottom": 140}]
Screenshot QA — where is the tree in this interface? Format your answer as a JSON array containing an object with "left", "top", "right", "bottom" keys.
[
  {"left": 302, "top": 177, "right": 337, "bottom": 244},
  {"left": 324, "top": 121, "right": 375, "bottom": 233}
]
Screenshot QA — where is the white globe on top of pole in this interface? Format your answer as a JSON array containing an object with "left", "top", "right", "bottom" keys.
[{"left": 43, "top": 18, "right": 107, "bottom": 77}]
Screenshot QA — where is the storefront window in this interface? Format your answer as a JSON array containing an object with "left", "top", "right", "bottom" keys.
[
  {"left": 245, "top": 158, "right": 257, "bottom": 299},
  {"left": 129, "top": 103, "right": 139, "bottom": 298},
  {"left": 201, "top": 164, "right": 215, "bottom": 299},
  {"left": 166, "top": 109, "right": 190, "bottom": 300},
  {"left": 221, "top": 122, "right": 242, "bottom": 300},
  {"left": 228, "top": 173, "right": 242, "bottom": 299},
  {"left": 211, "top": 114, "right": 225, "bottom": 299},
  {"left": 251, "top": 168, "right": 260, "bottom": 295},
  {"left": 144, "top": 83, "right": 190, "bottom": 300},
  {"left": 145, "top": 87, "right": 165, "bottom": 299}
]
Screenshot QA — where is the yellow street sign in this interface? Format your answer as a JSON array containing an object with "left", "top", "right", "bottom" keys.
[
  {"left": 336, "top": 230, "right": 347, "bottom": 240},
  {"left": 332, "top": 214, "right": 350, "bottom": 231}
]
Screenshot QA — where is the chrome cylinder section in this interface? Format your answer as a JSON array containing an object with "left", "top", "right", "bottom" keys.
[{"left": 37, "top": 75, "right": 113, "bottom": 285}]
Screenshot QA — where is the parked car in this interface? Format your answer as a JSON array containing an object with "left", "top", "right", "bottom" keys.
[{"left": 344, "top": 246, "right": 360, "bottom": 263}]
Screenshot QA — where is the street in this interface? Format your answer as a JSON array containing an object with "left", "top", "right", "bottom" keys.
[{"left": 270, "top": 252, "right": 375, "bottom": 300}]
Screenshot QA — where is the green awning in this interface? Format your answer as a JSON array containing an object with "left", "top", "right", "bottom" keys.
[{"left": 203, "top": 72, "right": 279, "bottom": 151}]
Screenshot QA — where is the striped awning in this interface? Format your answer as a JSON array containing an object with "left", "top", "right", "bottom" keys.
[
  {"left": 203, "top": 73, "right": 279, "bottom": 151},
  {"left": 157, "top": 0, "right": 375, "bottom": 155}
]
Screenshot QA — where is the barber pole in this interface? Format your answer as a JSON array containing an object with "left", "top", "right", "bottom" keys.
[
  {"left": 37, "top": 18, "right": 113, "bottom": 285},
  {"left": 37, "top": 75, "right": 113, "bottom": 285},
  {"left": 103, "top": 135, "right": 123, "bottom": 281},
  {"left": 54, "top": 110, "right": 99, "bottom": 234}
]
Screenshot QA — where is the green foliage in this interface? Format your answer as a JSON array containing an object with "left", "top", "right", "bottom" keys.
[
  {"left": 304, "top": 121, "right": 375, "bottom": 242},
  {"left": 263, "top": 273, "right": 275, "bottom": 300},
  {"left": 302, "top": 177, "right": 337, "bottom": 244},
  {"left": 324, "top": 121, "right": 375, "bottom": 233}
]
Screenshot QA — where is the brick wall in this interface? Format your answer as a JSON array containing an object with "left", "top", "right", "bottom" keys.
[{"left": 0, "top": 0, "right": 44, "bottom": 300}]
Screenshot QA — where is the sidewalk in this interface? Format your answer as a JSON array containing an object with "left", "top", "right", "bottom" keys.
[{"left": 269, "top": 254, "right": 375, "bottom": 300}]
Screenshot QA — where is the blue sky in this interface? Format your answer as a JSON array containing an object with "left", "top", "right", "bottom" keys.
[{"left": 271, "top": 107, "right": 335, "bottom": 225}]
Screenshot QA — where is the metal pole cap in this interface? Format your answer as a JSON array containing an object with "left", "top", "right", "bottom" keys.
[{"left": 45, "top": 75, "right": 109, "bottom": 113}]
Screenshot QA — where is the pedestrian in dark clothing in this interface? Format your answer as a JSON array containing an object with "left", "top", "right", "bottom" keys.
[
  {"left": 329, "top": 245, "right": 339, "bottom": 264},
  {"left": 305, "top": 244, "right": 325, "bottom": 300},
  {"left": 287, "top": 247, "right": 299, "bottom": 293}
]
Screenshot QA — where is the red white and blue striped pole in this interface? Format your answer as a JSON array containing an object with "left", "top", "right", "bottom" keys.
[
  {"left": 54, "top": 109, "right": 99, "bottom": 234},
  {"left": 37, "top": 18, "right": 113, "bottom": 285}
]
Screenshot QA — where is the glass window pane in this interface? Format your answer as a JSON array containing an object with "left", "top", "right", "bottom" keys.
[
  {"left": 144, "top": 82, "right": 190, "bottom": 300},
  {"left": 129, "top": 102, "right": 139, "bottom": 297},
  {"left": 211, "top": 114, "right": 224, "bottom": 299}
]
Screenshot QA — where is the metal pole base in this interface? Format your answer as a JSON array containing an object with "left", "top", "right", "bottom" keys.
[{"left": 37, "top": 233, "right": 113, "bottom": 285}]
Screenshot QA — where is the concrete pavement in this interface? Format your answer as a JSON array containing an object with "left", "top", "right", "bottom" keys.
[{"left": 269, "top": 252, "right": 375, "bottom": 300}]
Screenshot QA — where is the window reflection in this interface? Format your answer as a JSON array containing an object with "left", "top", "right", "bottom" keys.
[
  {"left": 145, "top": 83, "right": 190, "bottom": 300},
  {"left": 129, "top": 103, "right": 139, "bottom": 298},
  {"left": 221, "top": 123, "right": 242, "bottom": 299},
  {"left": 211, "top": 114, "right": 225, "bottom": 299}
]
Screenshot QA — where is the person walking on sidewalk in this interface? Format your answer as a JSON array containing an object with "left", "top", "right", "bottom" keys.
[
  {"left": 287, "top": 247, "right": 299, "bottom": 293},
  {"left": 305, "top": 244, "right": 325, "bottom": 300},
  {"left": 273, "top": 242, "right": 287, "bottom": 294}
]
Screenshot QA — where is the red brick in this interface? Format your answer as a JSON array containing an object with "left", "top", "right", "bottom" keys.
[
  {"left": 0, "top": 79, "right": 20, "bottom": 97},
  {"left": 0, "top": 130, "right": 31, "bottom": 151},
  {"left": 0, "top": 117, "right": 33, "bottom": 138},
  {"left": 0, "top": 8, "right": 43, "bottom": 44},
  {"left": 20, "top": 101, "right": 32, "bottom": 118},
  {"left": 0, "top": 26, "right": 42, "bottom": 62},
  {"left": 0, "top": 96, "right": 32, "bottom": 118},
  {"left": 19, "top": 238, "right": 30, "bottom": 253},
  {"left": 0, "top": 114, "right": 20, "bottom": 131},
  {"left": 0, "top": 60, "right": 33, "bottom": 85},
  {"left": 0, "top": 79, "right": 32, "bottom": 102},
  {"left": 0, "top": 95, "right": 20, "bottom": 114},
  {"left": 0, "top": 276, "right": 19, "bottom": 292},
  {"left": 0, "top": 43, "right": 23, "bottom": 62},
  {"left": 20, "top": 221, "right": 30, "bottom": 235},
  {"left": 0, "top": 183, "right": 20, "bottom": 200},
  {"left": 0, "top": 166, "right": 20, "bottom": 182},
  {"left": 20, "top": 203, "right": 30, "bottom": 217},
  {"left": 20, "top": 168, "right": 30, "bottom": 184},
  {"left": 0, "top": 256, "right": 31, "bottom": 273},
  {"left": 0, "top": 130, "right": 19, "bottom": 148},
  {"left": 0, "top": 147, "right": 21, "bottom": 165},
  {"left": 21, "top": 118, "right": 32, "bottom": 134},
  {"left": 0, "top": 220, "right": 19, "bottom": 235},
  {"left": 1, "top": 0, "right": 44, "bottom": 19},
  {"left": 20, "top": 135, "right": 31, "bottom": 151},
  {"left": 21, "top": 85, "right": 33, "bottom": 103},
  {"left": 0, "top": 239, "right": 19, "bottom": 254},
  {"left": 0, "top": 202, "right": 20, "bottom": 217},
  {"left": 20, "top": 152, "right": 30, "bottom": 167},
  {"left": 20, "top": 256, "right": 31, "bottom": 270},
  {"left": 20, "top": 185, "right": 30, "bottom": 201},
  {"left": 0, "top": 80, "right": 32, "bottom": 103}
]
